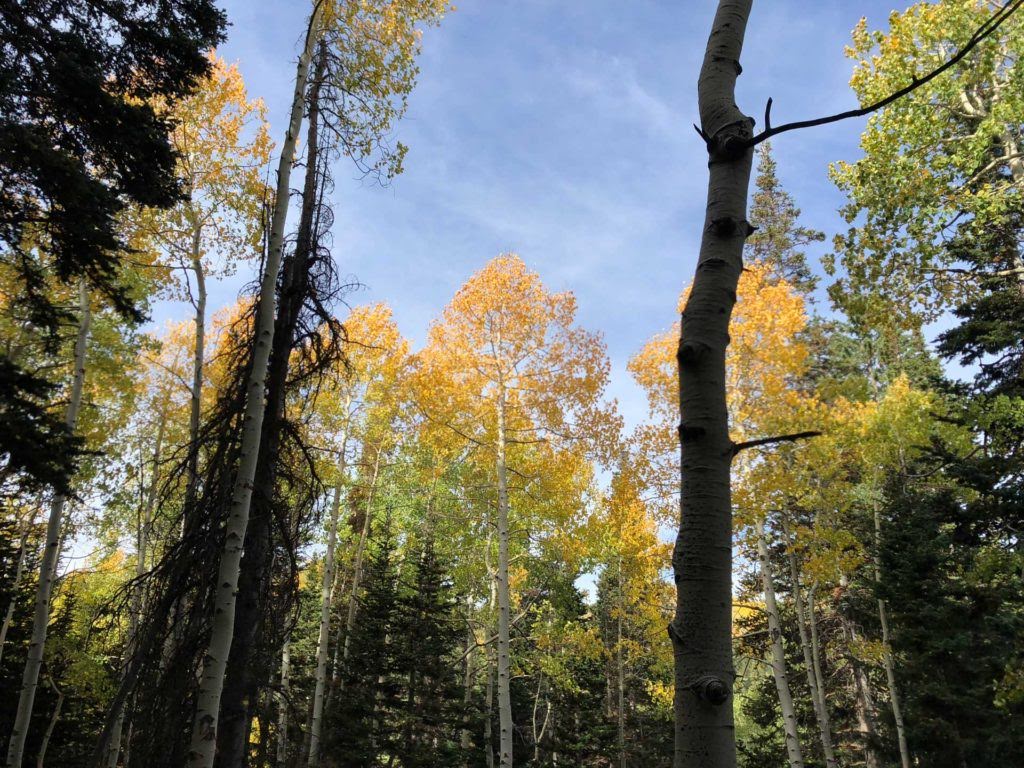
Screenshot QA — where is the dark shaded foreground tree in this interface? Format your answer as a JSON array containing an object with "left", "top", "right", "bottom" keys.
[
  {"left": 0, "top": 0, "right": 225, "bottom": 492},
  {"left": 677, "top": 1, "right": 1024, "bottom": 765}
]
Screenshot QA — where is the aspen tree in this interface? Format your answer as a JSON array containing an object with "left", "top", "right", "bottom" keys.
[
  {"left": 307, "top": 304, "right": 408, "bottom": 766},
  {"left": 6, "top": 281, "right": 91, "bottom": 768},
  {"left": 755, "top": 517, "right": 804, "bottom": 768},
  {"left": 415, "top": 254, "right": 616, "bottom": 768}
]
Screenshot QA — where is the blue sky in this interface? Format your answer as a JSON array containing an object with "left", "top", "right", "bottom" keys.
[{"left": 197, "top": 0, "right": 916, "bottom": 430}]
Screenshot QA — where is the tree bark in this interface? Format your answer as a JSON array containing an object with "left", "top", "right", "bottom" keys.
[
  {"left": 187, "top": 5, "right": 324, "bottom": 764},
  {"left": 495, "top": 384, "right": 513, "bottom": 768},
  {"left": 756, "top": 518, "right": 804, "bottom": 768},
  {"left": 782, "top": 522, "right": 837, "bottom": 768},
  {"left": 6, "top": 280, "right": 91, "bottom": 768},
  {"left": 306, "top": 404, "right": 350, "bottom": 767},
  {"left": 674, "top": 2, "right": 754, "bottom": 766},
  {"left": 484, "top": 645, "right": 495, "bottom": 768}
]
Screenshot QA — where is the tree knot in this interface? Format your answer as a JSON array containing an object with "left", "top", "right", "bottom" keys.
[{"left": 687, "top": 675, "right": 730, "bottom": 706}]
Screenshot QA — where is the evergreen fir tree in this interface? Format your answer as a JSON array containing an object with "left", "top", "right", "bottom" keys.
[
  {"left": 746, "top": 142, "right": 825, "bottom": 296},
  {"left": 327, "top": 517, "right": 403, "bottom": 767},
  {"left": 393, "top": 537, "right": 465, "bottom": 768}
]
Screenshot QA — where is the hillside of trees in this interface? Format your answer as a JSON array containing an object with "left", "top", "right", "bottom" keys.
[{"left": 0, "top": 2, "right": 1022, "bottom": 768}]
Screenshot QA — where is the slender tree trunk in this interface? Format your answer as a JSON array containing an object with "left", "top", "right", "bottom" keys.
[
  {"left": 218, "top": 42, "right": 331, "bottom": 767},
  {"left": 36, "top": 677, "right": 64, "bottom": 768},
  {"left": 307, "top": 405, "right": 350, "bottom": 767},
  {"left": 106, "top": 410, "right": 167, "bottom": 768},
  {"left": 0, "top": 518, "right": 30, "bottom": 665},
  {"left": 782, "top": 522, "right": 837, "bottom": 768},
  {"left": 277, "top": 637, "right": 291, "bottom": 768},
  {"left": 484, "top": 645, "right": 495, "bottom": 768},
  {"left": 341, "top": 446, "right": 383, "bottom": 665},
  {"left": 188, "top": 7, "right": 324, "bottom": 765},
  {"left": 756, "top": 518, "right": 804, "bottom": 768},
  {"left": 674, "top": 3, "right": 754, "bottom": 767},
  {"left": 873, "top": 503, "right": 910, "bottom": 768},
  {"left": 806, "top": 586, "right": 832, "bottom": 762},
  {"left": 186, "top": 223, "right": 207, "bottom": 510},
  {"left": 6, "top": 281, "right": 91, "bottom": 768},
  {"left": 494, "top": 385, "right": 513, "bottom": 768}
]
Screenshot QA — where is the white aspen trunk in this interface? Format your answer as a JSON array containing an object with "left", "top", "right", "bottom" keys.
[
  {"left": 782, "top": 523, "right": 837, "bottom": 768},
  {"left": 0, "top": 517, "right": 30, "bottom": 664},
  {"left": 341, "top": 447, "right": 382, "bottom": 665},
  {"left": 35, "top": 677, "right": 63, "bottom": 768},
  {"left": 105, "top": 410, "right": 166, "bottom": 768},
  {"left": 307, "top": 405, "right": 350, "bottom": 767},
  {"left": 6, "top": 280, "right": 91, "bottom": 768},
  {"left": 484, "top": 645, "right": 495, "bottom": 768},
  {"left": 873, "top": 503, "right": 910, "bottom": 768},
  {"left": 675, "top": 3, "right": 754, "bottom": 766},
  {"left": 756, "top": 519, "right": 804, "bottom": 768},
  {"left": 495, "top": 384, "right": 513, "bottom": 768},
  {"left": 187, "top": 6, "right": 324, "bottom": 765},
  {"left": 186, "top": 222, "right": 206, "bottom": 505},
  {"left": 277, "top": 637, "right": 291, "bottom": 768},
  {"left": 806, "top": 585, "right": 831, "bottom": 761}
]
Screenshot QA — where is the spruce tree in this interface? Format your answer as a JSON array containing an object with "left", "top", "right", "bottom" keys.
[
  {"left": 746, "top": 142, "right": 824, "bottom": 296},
  {"left": 393, "top": 538, "right": 464, "bottom": 767}
]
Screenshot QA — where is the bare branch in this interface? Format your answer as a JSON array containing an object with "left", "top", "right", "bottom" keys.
[
  {"left": 748, "top": 0, "right": 1024, "bottom": 146},
  {"left": 731, "top": 431, "right": 822, "bottom": 456}
]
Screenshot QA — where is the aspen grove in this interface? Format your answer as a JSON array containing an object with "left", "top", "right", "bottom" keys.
[{"left": 1, "top": 2, "right": 1022, "bottom": 768}]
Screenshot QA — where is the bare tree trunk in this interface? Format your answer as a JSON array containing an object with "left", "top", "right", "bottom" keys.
[
  {"left": 307, "top": 404, "right": 350, "bottom": 767},
  {"left": 782, "top": 522, "right": 837, "bottom": 768},
  {"left": 187, "top": 6, "right": 324, "bottom": 766},
  {"left": 484, "top": 645, "right": 495, "bottom": 768},
  {"left": 495, "top": 384, "right": 513, "bottom": 768},
  {"left": 6, "top": 280, "right": 91, "bottom": 768},
  {"left": 674, "top": 3, "right": 754, "bottom": 767},
  {"left": 341, "top": 446, "right": 383, "bottom": 666},
  {"left": 0, "top": 517, "right": 30, "bottom": 664},
  {"left": 873, "top": 503, "right": 910, "bottom": 768},
  {"left": 36, "top": 677, "right": 64, "bottom": 768},
  {"left": 185, "top": 222, "right": 207, "bottom": 510},
  {"left": 106, "top": 410, "right": 167, "bottom": 768},
  {"left": 806, "top": 586, "right": 833, "bottom": 761},
  {"left": 277, "top": 637, "right": 291, "bottom": 768},
  {"left": 756, "top": 518, "right": 804, "bottom": 768}
]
